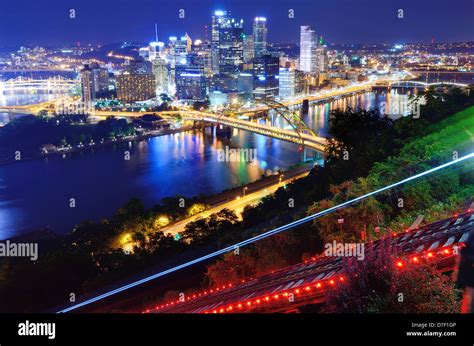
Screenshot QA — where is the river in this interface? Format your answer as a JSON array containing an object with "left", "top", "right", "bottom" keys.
[{"left": 0, "top": 89, "right": 413, "bottom": 239}]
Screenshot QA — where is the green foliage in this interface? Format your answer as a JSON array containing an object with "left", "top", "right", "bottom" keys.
[
  {"left": 0, "top": 114, "right": 136, "bottom": 154},
  {"left": 323, "top": 239, "right": 461, "bottom": 313},
  {"left": 181, "top": 208, "right": 240, "bottom": 245},
  {"left": 325, "top": 108, "right": 394, "bottom": 182}
]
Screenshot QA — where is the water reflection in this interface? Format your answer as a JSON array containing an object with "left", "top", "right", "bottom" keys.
[{"left": 0, "top": 89, "right": 413, "bottom": 239}]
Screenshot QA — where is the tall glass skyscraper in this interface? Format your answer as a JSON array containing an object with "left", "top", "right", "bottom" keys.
[
  {"left": 253, "top": 54, "right": 279, "bottom": 99},
  {"left": 211, "top": 10, "right": 229, "bottom": 74},
  {"left": 243, "top": 34, "right": 254, "bottom": 64},
  {"left": 218, "top": 19, "right": 244, "bottom": 76},
  {"left": 300, "top": 25, "right": 317, "bottom": 73},
  {"left": 253, "top": 17, "right": 267, "bottom": 58},
  {"left": 211, "top": 10, "right": 244, "bottom": 78}
]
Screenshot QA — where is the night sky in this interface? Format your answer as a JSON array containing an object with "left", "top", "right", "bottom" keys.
[{"left": 1, "top": 0, "right": 473, "bottom": 46}]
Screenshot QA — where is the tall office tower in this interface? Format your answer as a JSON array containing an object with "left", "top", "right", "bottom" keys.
[
  {"left": 80, "top": 67, "right": 93, "bottom": 104},
  {"left": 152, "top": 57, "right": 170, "bottom": 95},
  {"left": 184, "top": 33, "right": 193, "bottom": 53},
  {"left": 80, "top": 63, "right": 109, "bottom": 102},
  {"left": 294, "top": 69, "right": 306, "bottom": 95},
  {"left": 175, "top": 64, "right": 207, "bottom": 101},
  {"left": 316, "top": 44, "right": 329, "bottom": 73},
  {"left": 192, "top": 40, "right": 213, "bottom": 76},
  {"left": 253, "top": 54, "right": 279, "bottom": 99},
  {"left": 168, "top": 36, "right": 178, "bottom": 56},
  {"left": 217, "top": 18, "right": 244, "bottom": 77},
  {"left": 278, "top": 67, "right": 296, "bottom": 99},
  {"left": 243, "top": 34, "right": 254, "bottom": 64},
  {"left": 237, "top": 72, "right": 254, "bottom": 100},
  {"left": 149, "top": 41, "right": 165, "bottom": 61},
  {"left": 300, "top": 25, "right": 318, "bottom": 73},
  {"left": 175, "top": 36, "right": 188, "bottom": 56},
  {"left": 211, "top": 10, "right": 229, "bottom": 74},
  {"left": 253, "top": 17, "right": 267, "bottom": 58}
]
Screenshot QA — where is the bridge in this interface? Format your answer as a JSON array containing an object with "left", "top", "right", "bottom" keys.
[
  {"left": 2, "top": 75, "right": 468, "bottom": 151},
  {"left": 376, "top": 80, "right": 470, "bottom": 89},
  {"left": 93, "top": 109, "right": 328, "bottom": 151},
  {"left": 0, "top": 76, "right": 79, "bottom": 93},
  {"left": 187, "top": 110, "right": 327, "bottom": 151},
  {"left": 232, "top": 83, "right": 374, "bottom": 117},
  {"left": 144, "top": 209, "right": 473, "bottom": 313},
  {"left": 0, "top": 97, "right": 78, "bottom": 115}
]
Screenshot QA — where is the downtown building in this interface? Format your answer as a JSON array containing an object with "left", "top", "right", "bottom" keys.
[
  {"left": 175, "top": 67, "right": 207, "bottom": 101},
  {"left": 151, "top": 57, "right": 170, "bottom": 95},
  {"left": 237, "top": 72, "right": 254, "bottom": 101},
  {"left": 253, "top": 17, "right": 268, "bottom": 58},
  {"left": 316, "top": 37, "right": 329, "bottom": 73},
  {"left": 211, "top": 10, "right": 244, "bottom": 91},
  {"left": 116, "top": 60, "right": 156, "bottom": 102},
  {"left": 279, "top": 68, "right": 306, "bottom": 99},
  {"left": 218, "top": 18, "right": 244, "bottom": 78},
  {"left": 253, "top": 54, "right": 279, "bottom": 99},
  {"left": 192, "top": 40, "right": 213, "bottom": 77},
  {"left": 80, "top": 63, "right": 110, "bottom": 103},
  {"left": 300, "top": 25, "right": 318, "bottom": 74},
  {"left": 211, "top": 10, "right": 228, "bottom": 73},
  {"left": 243, "top": 34, "right": 254, "bottom": 64}
]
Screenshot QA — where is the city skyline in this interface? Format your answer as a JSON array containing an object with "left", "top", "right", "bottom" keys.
[
  {"left": 1, "top": 0, "right": 473, "bottom": 47},
  {"left": 1, "top": 1, "right": 474, "bottom": 334}
]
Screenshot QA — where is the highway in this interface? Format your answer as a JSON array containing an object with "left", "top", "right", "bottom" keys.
[{"left": 162, "top": 168, "right": 311, "bottom": 236}]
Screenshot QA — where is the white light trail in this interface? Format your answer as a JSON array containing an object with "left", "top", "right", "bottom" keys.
[{"left": 57, "top": 152, "right": 474, "bottom": 313}]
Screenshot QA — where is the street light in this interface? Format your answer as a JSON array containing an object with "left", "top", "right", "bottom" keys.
[{"left": 243, "top": 186, "right": 248, "bottom": 197}]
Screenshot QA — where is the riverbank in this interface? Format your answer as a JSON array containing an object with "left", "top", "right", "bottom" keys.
[
  {"left": 162, "top": 164, "right": 314, "bottom": 235},
  {"left": 200, "top": 163, "right": 315, "bottom": 207},
  {"left": 2, "top": 161, "right": 315, "bottom": 242}
]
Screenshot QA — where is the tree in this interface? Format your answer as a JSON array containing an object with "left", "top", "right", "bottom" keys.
[
  {"left": 181, "top": 209, "right": 240, "bottom": 245},
  {"left": 325, "top": 108, "right": 394, "bottom": 183},
  {"left": 309, "top": 180, "right": 387, "bottom": 243},
  {"left": 323, "top": 238, "right": 460, "bottom": 313},
  {"left": 205, "top": 251, "right": 257, "bottom": 287}
]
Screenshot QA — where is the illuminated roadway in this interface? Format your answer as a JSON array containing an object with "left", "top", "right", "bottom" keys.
[{"left": 162, "top": 170, "right": 310, "bottom": 236}]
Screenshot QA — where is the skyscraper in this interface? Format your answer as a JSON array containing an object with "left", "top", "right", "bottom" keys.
[
  {"left": 278, "top": 67, "right": 295, "bottom": 99},
  {"left": 184, "top": 33, "right": 193, "bottom": 53},
  {"left": 253, "top": 17, "right": 267, "bottom": 58},
  {"left": 253, "top": 54, "right": 279, "bottom": 99},
  {"left": 243, "top": 34, "right": 254, "bottom": 64},
  {"left": 218, "top": 19, "right": 244, "bottom": 77},
  {"left": 192, "top": 40, "right": 213, "bottom": 77},
  {"left": 175, "top": 65, "right": 207, "bottom": 101},
  {"left": 211, "top": 10, "right": 244, "bottom": 78},
  {"left": 152, "top": 57, "right": 170, "bottom": 95},
  {"left": 80, "top": 63, "right": 109, "bottom": 103},
  {"left": 316, "top": 37, "right": 329, "bottom": 72},
  {"left": 80, "top": 67, "right": 93, "bottom": 105},
  {"left": 300, "top": 26, "right": 317, "bottom": 73},
  {"left": 211, "top": 10, "right": 229, "bottom": 74}
]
